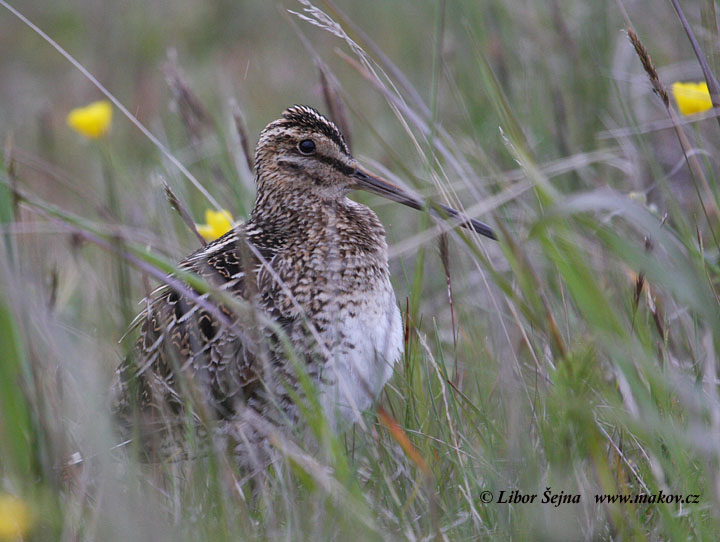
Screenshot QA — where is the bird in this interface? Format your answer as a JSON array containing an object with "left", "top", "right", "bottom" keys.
[{"left": 115, "top": 105, "right": 495, "bottom": 463}]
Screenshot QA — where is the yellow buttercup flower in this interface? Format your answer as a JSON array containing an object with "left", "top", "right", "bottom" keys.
[
  {"left": 0, "top": 494, "right": 31, "bottom": 539},
  {"left": 196, "top": 209, "right": 233, "bottom": 241},
  {"left": 67, "top": 100, "right": 113, "bottom": 139},
  {"left": 671, "top": 81, "right": 713, "bottom": 116}
]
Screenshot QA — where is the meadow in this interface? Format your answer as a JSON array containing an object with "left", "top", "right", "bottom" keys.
[{"left": 1, "top": 0, "right": 720, "bottom": 539}]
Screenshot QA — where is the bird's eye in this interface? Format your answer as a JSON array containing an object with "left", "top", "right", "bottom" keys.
[{"left": 297, "top": 139, "right": 316, "bottom": 155}]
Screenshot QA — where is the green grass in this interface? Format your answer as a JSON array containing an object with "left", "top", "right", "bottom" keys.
[{"left": 1, "top": 0, "right": 720, "bottom": 539}]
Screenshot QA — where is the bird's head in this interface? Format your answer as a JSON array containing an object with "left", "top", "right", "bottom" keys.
[{"left": 255, "top": 105, "right": 357, "bottom": 199}]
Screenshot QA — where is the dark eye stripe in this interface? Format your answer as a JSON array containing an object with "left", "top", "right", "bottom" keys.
[
  {"left": 268, "top": 133, "right": 354, "bottom": 175},
  {"left": 313, "top": 154, "right": 355, "bottom": 175}
]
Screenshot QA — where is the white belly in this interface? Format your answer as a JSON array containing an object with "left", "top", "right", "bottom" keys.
[{"left": 318, "top": 284, "right": 403, "bottom": 426}]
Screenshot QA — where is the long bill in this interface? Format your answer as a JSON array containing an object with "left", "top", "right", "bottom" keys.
[{"left": 351, "top": 166, "right": 497, "bottom": 241}]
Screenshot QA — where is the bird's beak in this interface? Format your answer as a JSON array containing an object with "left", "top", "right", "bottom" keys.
[{"left": 351, "top": 166, "right": 496, "bottom": 240}]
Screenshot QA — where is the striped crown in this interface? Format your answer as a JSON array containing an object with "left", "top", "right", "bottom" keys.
[{"left": 277, "top": 105, "right": 350, "bottom": 156}]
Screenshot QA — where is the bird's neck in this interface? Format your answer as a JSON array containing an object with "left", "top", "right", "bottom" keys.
[
  {"left": 249, "top": 178, "right": 387, "bottom": 258},
  {"left": 250, "top": 179, "right": 344, "bottom": 237}
]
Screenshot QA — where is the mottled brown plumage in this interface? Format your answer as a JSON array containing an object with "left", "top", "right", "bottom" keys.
[{"left": 116, "top": 105, "right": 495, "bottom": 462}]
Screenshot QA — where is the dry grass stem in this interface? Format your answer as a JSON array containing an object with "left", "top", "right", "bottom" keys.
[
  {"left": 627, "top": 27, "right": 720, "bottom": 224},
  {"left": 231, "top": 101, "right": 255, "bottom": 174},
  {"left": 160, "top": 176, "right": 207, "bottom": 246},
  {"left": 164, "top": 49, "right": 212, "bottom": 144}
]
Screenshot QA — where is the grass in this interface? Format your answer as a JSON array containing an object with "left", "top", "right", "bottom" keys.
[{"left": 1, "top": 0, "right": 720, "bottom": 539}]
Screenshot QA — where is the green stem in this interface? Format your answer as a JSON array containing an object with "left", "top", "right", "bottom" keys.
[{"left": 98, "top": 142, "right": 133, "bottom": 330}]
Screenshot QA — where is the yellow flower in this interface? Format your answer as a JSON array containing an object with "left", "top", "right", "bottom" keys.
[
  {"left": 671, "top": 81, "right": 713, "bottom": 116},
  {"left": 0, "top": 494, "right": 31, "bottom": 539},
  {"left": 196, "top": 209, "right": 233, "bottom": 241},
  {"left": 66, "top": 100, "right": 113, "bottom": 139}
]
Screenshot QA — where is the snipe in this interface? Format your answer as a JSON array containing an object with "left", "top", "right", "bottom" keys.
[{"left": 116, "top": 105, "right": 495, "bottom": 460}]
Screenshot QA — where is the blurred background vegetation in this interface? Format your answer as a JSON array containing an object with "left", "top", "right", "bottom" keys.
[{"left": 2, "top": 0, "right": 720, "bottom": 540}]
